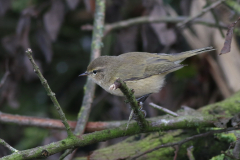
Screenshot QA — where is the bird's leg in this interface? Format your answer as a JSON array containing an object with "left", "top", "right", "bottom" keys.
[
  {"left": 126, "top": 94, "right": 150, "bottom": 130},
  {"left": 136, "top": 93, "right": 151, "bottom": 103},
  {"left": 132, "top": 93, "right": 151, "bottom": 119}
]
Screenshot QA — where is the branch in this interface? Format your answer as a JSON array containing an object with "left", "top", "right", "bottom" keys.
[
  {"left": 74, "top": 0, "right": 105, "bottom": 136},
  {"left": 115, "top": 78, "right": 148, "bottom": 129},
  {"left": 0, "top": 138, "right": 18, "bottom": 153},
  {"left": 3, "top": 88, "right": 240, "bottom": 159},
  {"left": 131, "top": 127, "right": 240, "bottom": 159},
  {"left": 149, "top": 103, "right": 179, "bottom": 117},
  {"left": 81, "top": 16, "right": 228, "bottom": 35},
  {"left": 25, "top": 49, "right": 73, "bottom": 137},
  {"left": 0, "top": 112, "right": 126, "bottom": 132},
  {"left": 2, "top": 114, "right": 223, "bottom": 160},
  {"left": 177, "top": 0, "right": 226, "bottom": 27},
  {"left": 61, "top": 0, "right": 106, "bottom": 159}
]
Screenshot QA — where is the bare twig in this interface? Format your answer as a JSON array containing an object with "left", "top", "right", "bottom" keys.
[
  {"left": 25, "top": 49, "right": 73, "bottom": 137},
  {"left": 149, "top": 103, "right": 179, "bottom": 117},
  {"left": 0, "top": 138, "right": 18, "bottom": 153},
  {"left": 0, "top": 60, "right": 10, "bottom": 88},
  {"left": 115, "top": 78, "right": 148, "bottom": 129},
  {"left": 126, "top": 109, "right": 134, "bottom": 130},
  {"left": 81, "top": 16, "right": 228, "bottom": 35},
  {"left": 61, "top": 0, "right": 106, "bottom": 159},
  {"left": 177, "top": 0, "right": 226, "bottom": 28},
  {"left": 0, "top": 112, "right": 126, "bottom": 132},
  {"left": 132, "top": 127, "right": 240, "bottom": 159}
]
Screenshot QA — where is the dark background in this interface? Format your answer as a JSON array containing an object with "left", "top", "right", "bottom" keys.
[{"left": 0, "top": 0, "right": 240, "bottom": 159}]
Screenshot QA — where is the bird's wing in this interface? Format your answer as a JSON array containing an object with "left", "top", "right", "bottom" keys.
[
  {"left": 117, "top": 55, "right": 185, "bottom": 81},
  {"left": 141, "top": 57, "right": 185, "bottom": 79}
]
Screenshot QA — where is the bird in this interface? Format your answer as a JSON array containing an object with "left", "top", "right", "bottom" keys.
[{"left": 80, "top": 47, "right": 214, "bottom": 100}]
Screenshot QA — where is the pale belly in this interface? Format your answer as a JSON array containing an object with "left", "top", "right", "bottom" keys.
[{"left": 99, "top": 75, "right": 165, "bottom": 98}]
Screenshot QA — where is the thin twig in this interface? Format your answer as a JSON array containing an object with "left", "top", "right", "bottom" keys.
[
  {"left": 115, "top": 78, "right": 148, "bottom": 129},
  {"left": 131, "top": 127, "right": 240, "bottom": 159},
  {"left": 0, "top": 138, "right": 18, "bottom": 153},
  {"left": 0, "top": 60, "right": 10, "bottom": 88},
  {"left": 149, "top": 103, "right": 179, "bottom": 117},
  {"left": 81, "top": 16, "right": 228, "bottom": 35},
  {"left": 126, "top": 109, "right": 134, "bottom": 130},
  {"left": 61, "top": 0, "right": 106, "bottom": 159},
  {"left": 25, "top": 49, "right": 73, "bottom": 137},
  {"left": 177, "top": 0, "right": 226, "bottom": 28}
]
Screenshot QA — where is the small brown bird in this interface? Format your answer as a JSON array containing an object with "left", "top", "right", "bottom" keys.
[{"left": 80, "top": 47, "right": 214, "bottom": 99}]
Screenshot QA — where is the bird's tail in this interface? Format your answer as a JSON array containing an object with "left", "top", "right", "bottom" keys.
[{"left": 169, "top": 46, "right": 215, "bottom": 63}]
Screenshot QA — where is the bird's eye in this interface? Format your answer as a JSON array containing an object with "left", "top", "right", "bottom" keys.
[{"left": 93, "top": 70, "right": 97, "bottom": 75}]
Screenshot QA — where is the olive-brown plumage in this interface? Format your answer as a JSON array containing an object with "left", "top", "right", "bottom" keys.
[{"left": 80, "top": 47, "right": 214, "bottom": 97}]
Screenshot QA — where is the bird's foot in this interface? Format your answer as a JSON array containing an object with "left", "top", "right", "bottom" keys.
[
  {"left": 109, "top": 84, "right": 117, "bottom": 90},
  {"left": 132, "top": 109, "right": 147, "bottom": 119}
]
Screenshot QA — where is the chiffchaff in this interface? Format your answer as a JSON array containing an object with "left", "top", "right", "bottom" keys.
[{"left": 80, "top": 47, "right": 214, "bottom": 98}]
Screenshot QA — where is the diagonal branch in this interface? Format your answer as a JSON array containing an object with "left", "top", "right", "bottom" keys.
[
  {"left": 115, "top": 78, "right": 149, "bottom": 129},
  {"left": 0, "top": 138, "right": 18, "bottom": 153},
  {"left": 149, "top": 103, "right": 179, "bottom": 117},
  {"left": 25, "top": 49, "right": 73, "bottom": 137}
]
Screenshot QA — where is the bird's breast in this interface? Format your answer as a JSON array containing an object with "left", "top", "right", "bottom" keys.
[{"left": 99, "top": 75, "right": 166, "bottom": 98}]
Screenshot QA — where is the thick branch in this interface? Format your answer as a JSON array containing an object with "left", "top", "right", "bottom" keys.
[
  {"left": 3, "top": 89, "right": 240, "bottom": 159},
  {"left": 3, "top": 88, "right": 240, "bottom": 159},
  {"left": 131, "top": 127, "right": 239, "bottom": 159},
  {"left": 25, "top": 49, "right": 73, "bottom": 137},
  {"left": 2, "top": 114, "right": 222, "bottom": 160},
  {"left": 177, "top": 0, "right": 226, "bottom": 27},
  {"left": 115, "top": 78, "right": 148, "bottom": 129}
]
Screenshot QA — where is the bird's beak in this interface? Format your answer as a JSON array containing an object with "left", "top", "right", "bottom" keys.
[{"left": 79, "top": 71, "right": 89, "bottom": 77}]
